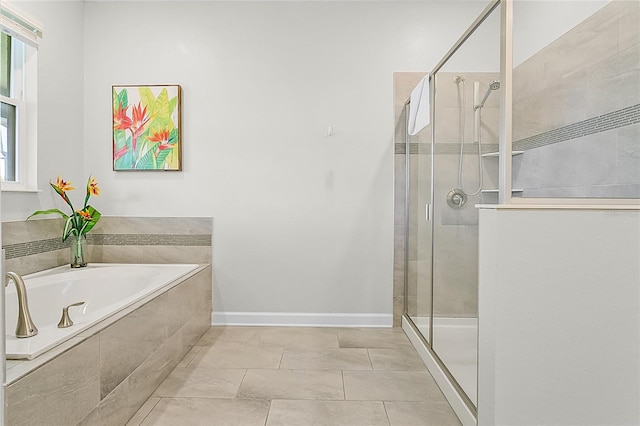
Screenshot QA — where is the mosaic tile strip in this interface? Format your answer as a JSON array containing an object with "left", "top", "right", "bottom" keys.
[
  {"left": 514, "top": 104, "right": 640, "bottom": 151},
  {"left": 89, "top": 234, "right": 211, "bottom": 246},
  {"left": 3, "top": 234, "right": 211, "bottom": 260},
  {"left": 396, "top": 105, "right": 639, "bottom": 155},
  {"left": 3, "top": 238, "right": 66, "bottom": 260},
  {"left": 395, "top": 143, "right": 419, "bottom": 155}
]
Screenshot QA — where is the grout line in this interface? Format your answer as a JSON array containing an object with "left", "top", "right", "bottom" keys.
[
  {"left": 382, "top": 401, "right": 392, "bottom": 426},
  {"left": 277, "top": 348, "right": 285, "bottom": 369},
  {"left": 263, "top": 399, "right": 272, "bottom": 426},
  {"left": 341, "top": 370, "right": 347, "bottom": 401},
  {"left": 366, "top": 348, "right": 374, "bottom": 370},
  {"left": 237, "top": 368, "right": 250, "bottom": 398}
]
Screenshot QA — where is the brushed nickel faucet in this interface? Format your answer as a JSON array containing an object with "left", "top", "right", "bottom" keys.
[
  {"left": 5, "top": 272, "right": 38, "bottom": 338},
  {"left": 57, "top": 302, "right": 85, "bottom": 328}
]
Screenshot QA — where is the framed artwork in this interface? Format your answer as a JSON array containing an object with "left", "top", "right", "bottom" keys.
[{"left": 112, "top": 84, "right": 182, "bottom": 171}]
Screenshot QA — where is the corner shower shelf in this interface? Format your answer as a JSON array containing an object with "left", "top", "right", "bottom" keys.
[{"left": 481, "top": 150, "right": 524, "bottom": 157}]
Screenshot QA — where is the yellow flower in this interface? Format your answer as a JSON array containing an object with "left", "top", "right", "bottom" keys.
[
  {"left": 77, "top": 209, "right": 93, "bottom": 221},
  {"left": 54, "top": 177, "right": 74, "bottom": 193},
  {"left": 87, "top": 176, "right": 100, "bottom": 196}
]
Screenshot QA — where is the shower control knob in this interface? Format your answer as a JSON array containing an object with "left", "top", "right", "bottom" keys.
[{"left": 447, "top": 189, "right": 467, "bottom": 209}]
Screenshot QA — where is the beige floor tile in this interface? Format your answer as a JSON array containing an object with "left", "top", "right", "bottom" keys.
[
  {"left": 368, "top": 348, "right": 427, "bottom": 371},
  {"left": 190, "top": 342, "right": 283, "bottom": 369},
  {"left": 133, "top": 326, "right": 461, "bottom": 426},
  {"left": 280, "top": 348, "right": 372, "bottom": 370},
  {"left": 338, "top": 328, "right": 412, "bottom": 349},
  {"left": 238, "top": 369, "right": 344, "bottom": 400},
  {"left": 343, "top": 371, "right": 445, "bottom": 402},
  {"left": 260, "top": 327, "right": 339, "bottom": 349},
  {"left": 153, "top": 366, "right": 246, "bottom": 398},
  {"left": 140, "top": 398, "right": 270, "bottom": 426},
  {"left": 385, "top": 401, "right": 461, "bottom": 426},
  {"left": 266, "top": 400, "right": 389, "bottom": 426}
]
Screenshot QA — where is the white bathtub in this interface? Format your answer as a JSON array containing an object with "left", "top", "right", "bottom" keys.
[{"left": 5, "top": 263, "right": 200, "bottom": 360}]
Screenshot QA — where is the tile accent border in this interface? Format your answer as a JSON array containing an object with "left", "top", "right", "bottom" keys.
[
  {"left": 3, "top": 237, "right": 67, "bottom": 260},
  {"left": 3, "top": 234, "right": 211, "bottom": 260},
  {"left": 90, "top": 233, "right": 210, "bottom": 247},
  {"left": 396, "top": 105, "right": 640, "bottom": 155},
  {"left": 514, "top": 104, "right": 640, "bottom": 151},
  {"left": 2, "top": 216, "right": 213, "bottom": 276}
]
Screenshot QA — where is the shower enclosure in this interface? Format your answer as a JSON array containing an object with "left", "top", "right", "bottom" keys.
[
  {"left": 395, "top": 1, "right": 639, "bottom": 424},
  {"left": 397, "top": 0, "right": 501, "bottom": 420},
  {"left": 395, "top": 0, "right": 639, "bottom": 423}
]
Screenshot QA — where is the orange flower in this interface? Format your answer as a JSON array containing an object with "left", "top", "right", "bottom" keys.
[
  {"left": 148, "top": 128, "right": 170, "bottom": 143},
  {"left": 54, "top": 177, "right": 74, "bottom": 193},
  {"left": 113, "top": 103, "right": 132, "bottom": 131},
  {"left": 29, "top": 175, "right": 102, "bottom": 243},
  {"left": 131, "top": 103, "right": 150, "bottom": 133},
  {"left": 77, "top": 209, "right": 93, "bottom": 220},
  {"left": 130, "top": 103, "right": 151, "bottom": 154},
  {"left": 87, "top": 176, "right": 100, "bottom": 196},
  {"left": 149, "top": 129, "right": 175, "bottom": 156}
]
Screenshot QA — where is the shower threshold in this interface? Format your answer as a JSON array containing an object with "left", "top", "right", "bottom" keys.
[{"left": 412, "top": 315, "right": 478, "bottom": 405}]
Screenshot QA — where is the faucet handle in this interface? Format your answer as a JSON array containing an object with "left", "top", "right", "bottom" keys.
[{"left": 57, "top": 302, "right": 86, "bottom": 328}]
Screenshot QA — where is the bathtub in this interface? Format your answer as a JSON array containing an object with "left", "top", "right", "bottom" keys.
[{"left": 5, "top": 263, "right": 200, "bottom": 360}]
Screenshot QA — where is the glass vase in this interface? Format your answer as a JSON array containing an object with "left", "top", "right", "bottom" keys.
[{"left": 70, "top": 235, "right": 87, "bottom": 268}]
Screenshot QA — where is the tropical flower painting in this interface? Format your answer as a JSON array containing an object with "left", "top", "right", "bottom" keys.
[{"left": 112, "top": 85, "right": 182, "bottom": 170}]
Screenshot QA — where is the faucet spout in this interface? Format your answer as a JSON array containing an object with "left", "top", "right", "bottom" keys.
[{"left": 5, "top": 272, "right": 38, "bottom": 338}]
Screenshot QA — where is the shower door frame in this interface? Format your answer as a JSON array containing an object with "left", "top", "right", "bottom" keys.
[{"left": 402, "top": 0, "right": 502, "bottom": 421}]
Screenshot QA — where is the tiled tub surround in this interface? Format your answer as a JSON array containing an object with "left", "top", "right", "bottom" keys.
[
  {"left": 2, "top": 216, "right": 213, "bottom": 276},
  {"left": 512, "top": 0, "right": 640, "bottom": 198},
  {"left": 2, "top": 216, "right": 213, "bottom": 425},
  {"left": 4, "top": 264, "right": 213, "bottom": 426}
]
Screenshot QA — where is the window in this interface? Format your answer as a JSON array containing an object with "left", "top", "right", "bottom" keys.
[{"left": 0, "top": 4, "right": 42, "bottom": 191}]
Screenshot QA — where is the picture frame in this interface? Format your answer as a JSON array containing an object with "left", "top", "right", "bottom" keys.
[{"left": 112, "top": 84, "right": 182, "bottom": 171}]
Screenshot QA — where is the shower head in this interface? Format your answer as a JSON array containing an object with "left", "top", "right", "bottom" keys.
[{"left": 474, "top": 80, "right": 501, "bottom": 110}]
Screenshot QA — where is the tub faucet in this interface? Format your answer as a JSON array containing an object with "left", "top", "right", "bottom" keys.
[{"left": 5, "top": 272, "right": 38, "bottom": 338}]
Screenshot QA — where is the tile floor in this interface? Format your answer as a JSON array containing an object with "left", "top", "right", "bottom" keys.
[{"left": 126, "top": 326, "right": 461, "bottom": 426}]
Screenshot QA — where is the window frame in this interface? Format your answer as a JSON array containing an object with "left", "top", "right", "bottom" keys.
[{"left": 0, "top": 4, "right": 41, "bottom": 193}]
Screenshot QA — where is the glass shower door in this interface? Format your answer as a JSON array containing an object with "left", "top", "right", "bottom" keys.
[
  {"left": 404, "top": 102, "right": 432, "bottom": 344},
  {"left": 430, "top": 4, "right": 500, "bottom": 407}
]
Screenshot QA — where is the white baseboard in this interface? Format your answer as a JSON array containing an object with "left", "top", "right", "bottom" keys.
[{"left": 212, "top": 312, "right": 393, "bottom": 328}]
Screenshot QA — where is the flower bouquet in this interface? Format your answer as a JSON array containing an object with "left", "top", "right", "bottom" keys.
[{"left": 28, "top": 176, "right": 101, "bottom": 267}]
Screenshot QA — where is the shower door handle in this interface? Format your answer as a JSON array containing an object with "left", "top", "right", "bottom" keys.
[{"left": 426, "top": 203, "right": 433, "bottom": 222}]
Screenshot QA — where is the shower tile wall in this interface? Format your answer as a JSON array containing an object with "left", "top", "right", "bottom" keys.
[
  {"left": 432, "top": 72, "right": 499, "bottom": 318},
  {"left": 513, "top": 0, "right": 640, "bottom": 198}
]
